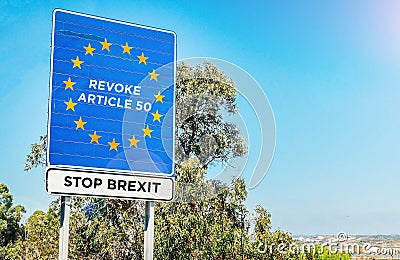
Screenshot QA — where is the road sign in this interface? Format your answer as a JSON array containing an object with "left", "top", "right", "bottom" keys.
[
  {"left": 46, "top": 9, "right": 176, "bottom": 200},
  {"left": 46, "top": 168, "right": 174, "bottom": 201}
]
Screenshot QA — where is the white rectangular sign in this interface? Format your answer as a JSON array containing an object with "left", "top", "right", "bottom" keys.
[{"left": 46, "top": 168, "right": 174, "bottom": 201}]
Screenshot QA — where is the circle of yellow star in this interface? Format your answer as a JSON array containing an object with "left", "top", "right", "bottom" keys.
[
  {"left": 151, "top": 110, "right": 163, "bottom": 122},
  {"left": 137, "top": 52, "right": 148, "bottom": 65},
  {"left": 74, "top": 117, "right": 87, "bottom": 130},
  {"left": 148, "top": 70, "right": 160, "bottom": 81},
  {"left": 100, "top": 38, "right": 112, "bottom": 52},
  {"left": 128, "top": 136, "right": 140, "bottom": 148},
  {"left": 89, "top": 131, "right": 101, "bottom": 144},
  {"left": 71, "top": 56, "right": 84, "bottom": 69},
  {"left": 84, "top": 43, "right": 96, "bottom": 56},
  {"left": 154, "top": 91, "right": 165, "bottom": 103},
  {"left": 142, "top": 125, "right": 154, "bottom": 138},
  {"left": 63, "top": 77, "right": 76, "bottom": 90},
  {"left": 122, "top": 42, "right": 133, "bottom": 55},
  {"left": 64, "top": 98, "right": 77, "bottom": 111},
  {"left": 108, "top": 138, "right": 120, "bottom": 151}
]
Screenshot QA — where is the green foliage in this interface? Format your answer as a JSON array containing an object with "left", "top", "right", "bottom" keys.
[
  {"left": 24, "top": 135, "right": 46, "bottom": 172},
  {"left": 176, "top": 61, "right": 247, "bottom": 168},
  {"left": 0, "top": 184, "right": 26, "bottom": 259},
  {"left": 299, "top": 245, "right": 352, "bottom": 260},
  {"left": 68, "top": 198, "right": 144, "bottom": 259},
  {"left": 23, "top": 208, "right": 59, "bottom": 259},
  {"left": 155, "top": 160, "right": 251, "bottom": 259},
  {"left": 254, "top": 205, "right": 272, "bottom": 240}
]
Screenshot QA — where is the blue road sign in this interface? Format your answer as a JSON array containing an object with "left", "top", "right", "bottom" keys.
[{"left": 47, "top": 9, "right": 176, "bottom": 177}]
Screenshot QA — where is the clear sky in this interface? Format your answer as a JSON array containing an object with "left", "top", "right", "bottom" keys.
[{"left": 1, "top": 0, "right": 400, "bottom": 235}]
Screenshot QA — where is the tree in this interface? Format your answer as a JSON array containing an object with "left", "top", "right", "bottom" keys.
[
  {"left": 155, "top": 61, "right": 249, "bottom": 259},
  {"left": 0, "top": 184, "right": 26, "bottom": 259},
  {"left": 176, "top": 61, "right": 247, "bottom": 168},
  {"left": 24, "top": 135, "right": 46, "bottom": 171},
  {"left": 68, "top": 197, "right": 144, "bottom": 259},
  {"left": 155, "top": 158, "right": 251, "bottom": 259},
  {"left": 300, "top": 245, "right": 352, "bottom": 260},
  {"left": 23, "top": 207, "right": 59, "bottom": 259}
]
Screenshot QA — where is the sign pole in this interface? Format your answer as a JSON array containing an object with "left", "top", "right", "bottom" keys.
[
  {"left": 58, "top": 196, "right": 71, "bottom": 260},
  {"left": 144, "top": 201, "right": 155, "bottom": 260}
]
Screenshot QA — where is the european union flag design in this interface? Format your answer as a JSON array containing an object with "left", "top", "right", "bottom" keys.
[{"left": 47, "top": 9, "right": 176, "bottom": 176}]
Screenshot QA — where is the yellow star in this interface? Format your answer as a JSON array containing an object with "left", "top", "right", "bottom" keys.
[
  {"left": 89, "top": 131, "right": 101, "bottom": 144},
  {"left": 128, "top": 136, "right": 140, "bottom": 148},
  {"left": 151, "top": 110, "right": 163, "bottom": 122},
  {"left": 84, "top": 43, "right": 96, "bottom": 56},
  {"left": 100, "top": 38, "right": 112, "bottom": 52},
  {"left": 154, "top": 91, "right": 165, "bottom": 103},
  {"left": 148, "top": 70, "right": 160, "bottom": 81},
  {"left": 71, "top": 56, "right": 84, "bottom": 69},
  {"left": 108, "top": 138, "right": 120, "bottom": 151},
  {"left": 74, "top": 117, "right": 87, "bottom": 130},
  {"left": 64, "top": 98, "right": 77, "bottom": 111},
  {"left": 137, "top": 52, "right": 148, "bottom": 65},
  {"left": 121, "top": 42, "right": 133, "bottom": 55},
  {"left": 142, "top": 125, "right": 154, "bottom": 138},
  {"left": 63, "top": 77, "right": 76, "bottom": 90}
]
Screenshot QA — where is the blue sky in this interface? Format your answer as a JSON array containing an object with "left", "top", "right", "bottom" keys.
[{"left": 1, "top": 0, "right": 400, "bottom": 235}]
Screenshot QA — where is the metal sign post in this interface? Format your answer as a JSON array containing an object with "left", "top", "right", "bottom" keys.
[
  {"left": 144, "top": 201, "right": 155, "bottom": 260},
  {"left": 58, "top": 196, "right": 71, "bottom": 260}
]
